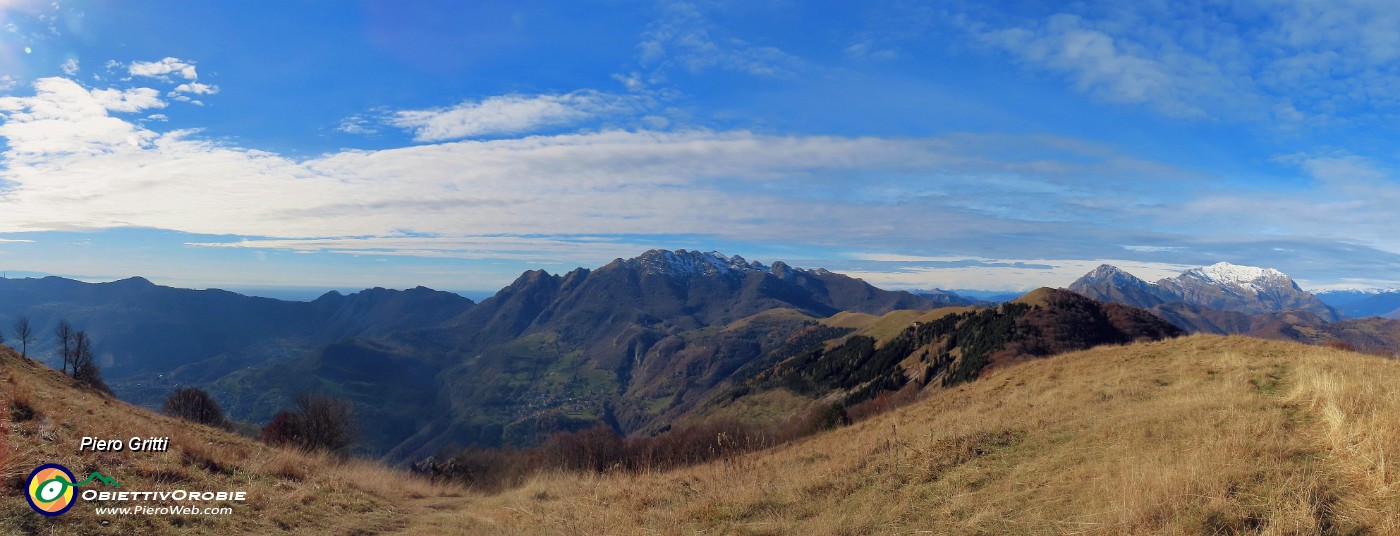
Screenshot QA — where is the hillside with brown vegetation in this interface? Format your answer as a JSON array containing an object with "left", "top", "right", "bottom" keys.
[
  {"left": 0, "top": 345, "right": 464, "bottom": 535},
  {"left": 431, "top": 335, "right": 1400, "bottom": 534},
  {"left": 7, "top": 332, "right": 1400, "bottom": 534}
]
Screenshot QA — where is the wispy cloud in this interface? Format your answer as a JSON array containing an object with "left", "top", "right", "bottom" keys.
[
  {"left": 964, "top": 12, "right": 1241, "bottom": 119},
  {"left": 337, "top": 115, "right": 377, "bottom": 135},
  {"left": 386, "top": 90, "right": 640, "bottom": 142},
  {"left": 955, "top": 1, "right": 1400, "bottom": 125},
  {"left": 638, "top": 1, "right": 806, "bottom": 78}
]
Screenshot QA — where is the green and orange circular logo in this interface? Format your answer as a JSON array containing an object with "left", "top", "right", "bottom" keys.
[{"left": 26, "top": 464, "right": 78, "bottom": 516}]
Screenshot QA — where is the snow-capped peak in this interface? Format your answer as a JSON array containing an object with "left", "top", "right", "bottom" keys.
[
  {"left": 628, "top": 249, "right": 778, "bottom": 277},
  {"left": 1183, "top": 262, "right": 1289, "bottom": 291}
]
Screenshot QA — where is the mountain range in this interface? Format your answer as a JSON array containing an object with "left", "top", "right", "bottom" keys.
[
  {"left": 1069, "top": 262, "right": 1340, "bottom": 321},
  {"left": 0, "top": 249, "right": 1194, "bottom": 465},
  {"left": 1313, "top": 288, "right": 1400, "bottom": 319},
  {"left": 0, "top": 250, "right": 991, "bottom": 458},
  {"left": 43, "top": 251, "right": 1400, "bottom": 466},
  {"left": 1067, "top": 262, "right": 1400, "bottom": 355}
]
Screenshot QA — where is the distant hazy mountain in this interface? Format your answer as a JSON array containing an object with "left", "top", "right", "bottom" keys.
[
  {"left": 0, "top": 276, "right": 473, "bottom": 402},
  {"left": 908, "top": 288, "right": 980, "bottom": 304},
  {"left": 1069, "top": 262, "right": 1340, "bottom": 321},
  {"left": 946, "top": 289, "right": 1025, "bottom": 303},
  {"left": 1315, "top": 289, "right": 1400, "bottom": 319}
]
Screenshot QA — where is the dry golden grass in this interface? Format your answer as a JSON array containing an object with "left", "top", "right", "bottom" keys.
[
  {"left": 0, "top": 347, "right": 461, "bottom": 535},
  {"left": 819, "top": 311, "right": 883, "bottom": 331},
  {"left": 433, "top": 335, "right": 1400, "bottom": 535},
  {"left": 1286, "top": 349, "right": 1400, "bottom": 531},
  {"left": 822, "top": 307, "right": 977, "bottom": 347},
  {"left": 722, "top": 308, "right": 818, "bottom": 332}
]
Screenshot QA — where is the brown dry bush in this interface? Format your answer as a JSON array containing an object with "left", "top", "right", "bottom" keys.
[
  {"left": 164, "top": 387, "right": 229, "bottom": 428},
  {"left": 261, "top": 410, "right": 304, "bottom": 447},
  {"left": 846, "top": 384, "right": 920, "bottom": 423}
]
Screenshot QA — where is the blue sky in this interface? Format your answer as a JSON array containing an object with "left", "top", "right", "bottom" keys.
[{"left": 2, "top": 1, "right": 1400, "bottom": 294}]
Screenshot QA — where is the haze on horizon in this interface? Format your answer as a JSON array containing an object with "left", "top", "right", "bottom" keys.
[{"left": 2, "top": 1, "right": 1400, "bottom": 292}]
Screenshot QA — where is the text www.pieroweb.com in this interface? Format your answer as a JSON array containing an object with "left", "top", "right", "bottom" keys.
[{"left": 94, "top": 505, "right": 234, "bottom": 516}]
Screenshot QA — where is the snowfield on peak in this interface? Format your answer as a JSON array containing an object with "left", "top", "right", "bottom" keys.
[
  {"left": 628, "top": 249, "right": 779, "bottom": 277},
  {"left": 1184, "top": 262, "right": 1289, "bottom": 292},
  {"left": 1069, "top": 260, "right": 1340, "bottom": 322}
]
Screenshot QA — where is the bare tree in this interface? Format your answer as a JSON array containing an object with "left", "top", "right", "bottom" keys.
[
  {"left": 69, "top": 330, "right": 110, "bottom": 394},
  {"left": 295, "top": 393, "right": 357, "bottom": 455},
  {"left": 13, "top": 315, "right": 34, "bottom": 359},
  {"left": 55, "top": 320, "right": 73, "bottom": 375},
  {"left": 70, "top": 330, "right": 93, "bottom": 375}
]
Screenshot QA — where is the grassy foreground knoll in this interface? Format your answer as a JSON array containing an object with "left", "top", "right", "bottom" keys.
[
  {"left": 0, "top": 345, "right": 462, "bottom": 535},
  {"left": 432, "top": 335, "right": 1400, "bottom": 535}
]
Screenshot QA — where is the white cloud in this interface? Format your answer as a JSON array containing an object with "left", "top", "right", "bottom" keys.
[
  {"left": 387, "top": 91, "right": 635, "bottom": 142},
  {"left": 0, "top": 77, "right": 1152, "bottom": 253},
  {"left": 89, "top": 87, "right": 165, "bottom": 113},
  {"left": 171, "top": 82, "right": 218, "bottom": 95},
  {"left": 60, "top": 57, "right": 78, "bottom": 75},
  {"left": 5, "top": 76, "right": 1400, "bottom": 287},
  {"left": 186, "top": 236, "right": 655, "bottom": 265},
  {"left": 0, "top": 79, "right": 161, "bottom": 156},
  {"left": 128, "top": 57, "right": 198, "bottom": 81},
  {"left": 0, "top": 75, "right": 14, "bottom": 91}
]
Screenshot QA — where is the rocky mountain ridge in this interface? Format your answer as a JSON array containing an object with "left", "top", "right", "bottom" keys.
[{"left": 1069, "top": 262, "right": 1339, "bottom": 321}]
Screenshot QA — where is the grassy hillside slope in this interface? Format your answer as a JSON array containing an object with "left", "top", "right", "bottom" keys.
[
  {"left": 8, "top": 334, "right": 1400, "bottom": 534},
  {"left": 431, "top": 335, "right": 1400, "bottom": 534},
  {"left": 0, "top": 346, "right": 463, "bottom": 535}
]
